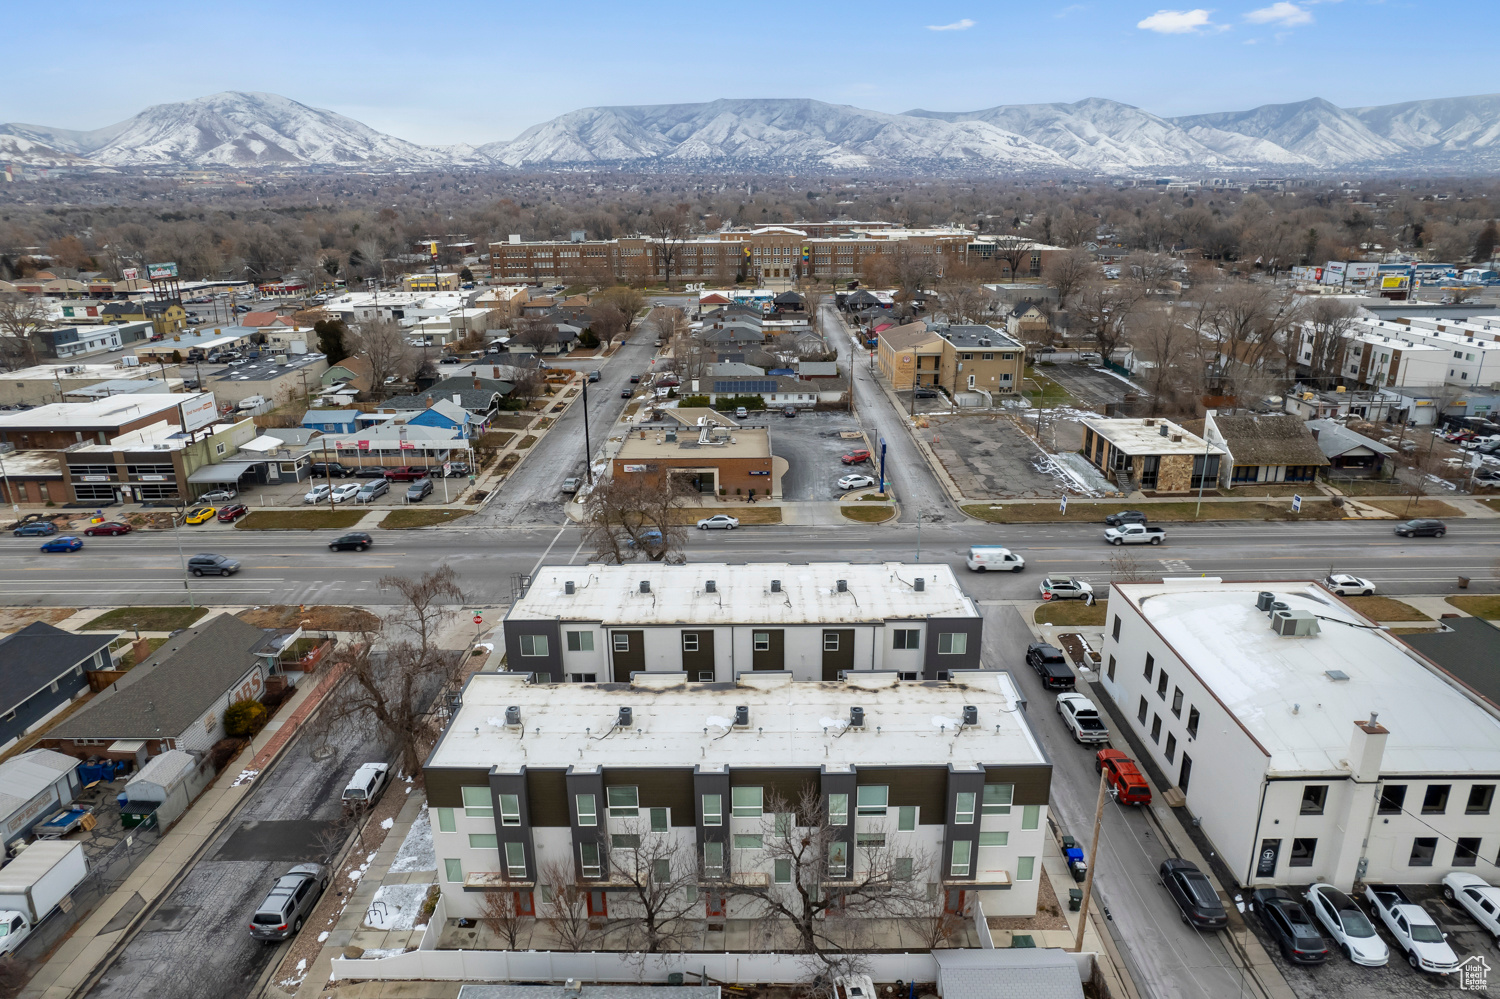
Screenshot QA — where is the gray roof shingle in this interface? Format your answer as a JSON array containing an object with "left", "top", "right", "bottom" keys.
[
  {"left": 1210, "top": 414, "right": 1329, "bottom": 467},
  {"left": 0, "top": 622, "right": 115, "bottom": 713},
  {"left": 1305, "top": 419, "right": 1397, "bottom": 458}
]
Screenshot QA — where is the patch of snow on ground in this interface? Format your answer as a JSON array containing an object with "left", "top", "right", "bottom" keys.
[
  {"left": 317, "top": 931, "right": 330, "bottom": 942},
  {"left": 380, "top": 816, "right": 394, "bottom": 830},
  {"left": 231, "top": 769, "right": 258, "bottom": 787},
  {"left": 389, "top": 804, "right": 436, "bottom": 872},
  {"left": 363, "top": 883, "right": 433, "bottom": 930},
  {"left": 347, "top": 869, "right": 363, "bottom": 881},
  {"left": 359, "top": 947, "right": 414, "bottom": 959}
]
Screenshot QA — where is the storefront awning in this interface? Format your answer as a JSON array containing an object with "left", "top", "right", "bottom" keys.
[{"left": 186, "top": 461, "right": 259, "bottom": 484}]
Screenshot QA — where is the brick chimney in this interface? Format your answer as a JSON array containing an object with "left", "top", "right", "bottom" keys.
[
  {"left": 425, "top": 394, "right": 434, "bottom": 406},
  {"left": 473, "top": 376, "right": 481, "bottom": 390}
]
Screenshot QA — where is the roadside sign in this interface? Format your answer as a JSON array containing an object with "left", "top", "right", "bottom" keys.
[
  {"left": 473, "top": 614, "right": 483, "bottom": 625},
  {"left": 1291, "top": 494, "right": 1302, "bottom": 513},
  {"left": 1060, "top": 495, "right": 1068, "bottom": 514}
]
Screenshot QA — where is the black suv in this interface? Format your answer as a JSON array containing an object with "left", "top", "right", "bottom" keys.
[
  {"left": 1160, "top": 859, "right": 1227, "bottom": 930},
  {"left": 1025, "top": 643, "right": 1075, "bottom": 691},
  {"left": 187, "top": 553, "right": 241, "bottom": 577},
  {"left": 309, "top": 462, "right": 353, "bottom": 479},
  {"left": 1251, "top": 888, "right": 1329, "bottom": 964},
  {"left": 328, "top": 532, "right": 373, "bottom": 552},
  {"left": 1394, "top": 518, "right": 1446, "bottom": 537},
  {"left": 1105, "top": 510, "right": 1148, "bottom": 527}
]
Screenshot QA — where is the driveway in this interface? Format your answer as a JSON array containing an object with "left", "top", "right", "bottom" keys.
[{"left": 772, "top": 411, "right": 867, "bottom": 501}]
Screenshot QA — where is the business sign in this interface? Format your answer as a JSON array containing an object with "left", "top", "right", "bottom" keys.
[
  {"left": 749, "top": 470, "right": 770, "bottom": 476},
  {"left": 147, "top": 262, "right": 179, "bottom": 280},
  {"left": 81, "top": 475, "right": 109, "bottom": 483},
  {"left": 1381, "top": 275, "right": 1410, "bottom": 290},
  {"left": 178, "top": 392, "right": 218, "bottom": 433},
  {"left": 1323, "top": 261, "right": 1347, "bottom": 285},
  {"left": 1346, "top": 262, "right": 1377, "bottom": 282},
  {"left": 122, "top": 267, "right": 139, "bottom": 281},
  {"left": 138, "top": 474, "right": 166, "bottom": 482},
  {"left": 622, "top": 464, "right": 647, "bottom": 472}
]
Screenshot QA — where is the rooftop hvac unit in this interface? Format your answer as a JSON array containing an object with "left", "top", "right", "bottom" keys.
[
  {"left": 962, "top": 705, "right": 978, "bottom": 726},
  {"left": 705, "top": 580, "right": 716, "bottom": 593},
  {"left": 849, "top": 706, "right": 865, "bottom": 728},
  {"left": 1256, "top": 591, "right": 1275, "bottom": 612},
  {"left": 618, "top": 707, "right": 633, "bottom": 727},
  {"left": 914, "top": 578, "right": 925, "bottom": 591},
  {"left": 564, "top": 580, "right": 575, "bottom": 595},
  {"left": 770, "top": 579, "right": 781, "bottom": 593},
  {"left": 1268, "top": 600, "right": 1289, "bottom": 618},
  {"left": 1271, "top": 609, "right": 1321, "bottom": 637},
  {"left": 639, "top": 580, "right": 651, "bottom": 593},
  {"left": 505, "top": 705, "right": 522, "bottom": 725},
  {"left": 734, "top": 705, "right": 750, "bottom": 727},
  {"left": 836, "top": 579, "right": 847, "bottom": 592}
]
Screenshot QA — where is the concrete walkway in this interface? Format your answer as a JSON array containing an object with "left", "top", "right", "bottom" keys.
[{"left": 20, "top": 662, "right": 347, "bottom": 999}]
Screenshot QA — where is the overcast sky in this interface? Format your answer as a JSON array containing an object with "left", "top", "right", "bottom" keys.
[{"left": 5, "top": 1, "right": 1491, "bottom": 145}]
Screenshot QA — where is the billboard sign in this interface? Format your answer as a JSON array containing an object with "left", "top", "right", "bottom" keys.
[
  {"left": 147, "top": 262, "right": 178, "bottom": 280},
  {"left": 122, "top": 267, "right": 138, "bottom": 281},
  {"left": 1346, "top": 262, "right": 1377, "bottom": 282},
  {"left": 1381, "top": 275, "right": 1410, "bottom": 290},
  {"left": 1323, "top": 261, "right": 1347, "bottom": 285},
  {"left": 179, "top": 392, "right": 217, "bottom": 433}
]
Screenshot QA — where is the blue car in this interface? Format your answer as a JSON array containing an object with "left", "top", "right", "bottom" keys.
[
  {"left": 13, "top": 521, "right": 57, "bottom": 537},
  {"left": 623, "top": 529, "right": 664, "bottom": 548},
  {"left": 40, "top": 536, "right": 83, "bottom": 553}
]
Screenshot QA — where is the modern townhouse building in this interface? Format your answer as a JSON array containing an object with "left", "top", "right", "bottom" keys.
[
  {"left": 424, "top": 668, "right": 1052, "bottom": 925},
  {"left": 1099, "top": 578, "right": 1500, "bottom": 890},
  {"left": 501, "top": 563, "right": 983, "bottom": 684}
]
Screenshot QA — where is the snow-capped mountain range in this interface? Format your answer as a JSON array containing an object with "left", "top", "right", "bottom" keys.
[{"left": 4, "top": 90, "right": 1499, "bottom": 174}]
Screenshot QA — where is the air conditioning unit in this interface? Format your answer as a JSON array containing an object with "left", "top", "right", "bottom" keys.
[{"left": 1271, "top": 609, "right": 1321, "bottom": 637}]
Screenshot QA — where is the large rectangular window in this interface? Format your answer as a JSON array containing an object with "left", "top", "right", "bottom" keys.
[
  {"left": 1107, "top": 656, "right": 1116, "bottom": 681},
  {"left": 704, "top": 842, "right": 725, "bottom": 879},
  {"left": 1455, "top": 838, "right": 1482, "bottom": 867},
  {"left": 829, "top": 842, "right": 849, "bottom": 878},
  {"left": 436, "top": 807, "right": 456, "bottom": 833},
  {"left": 682, "top": 633, "right": 699, "bottom": 652},
  {"left": 823, "top": 632, "right": 841, "bottom": 652},
  {"left": 734, "top": 834, "right": 763, "bottom": 850},
  {"left": 1164, "top": 734, "right": 1177, "bottom": 762},
  {"left": 611, "top": 834, "right": 641, "bottom": 850},
  {"left": 1186, "top": 707, "right": 1199, "bottom": 738},
  {"left": 1016, "top": 856, "right": 1035, "bottom": 881},
  {"left": 469, "top": 833, "right": 498, "bottom": 849},
  {"left": 893, "top": 629, "right": 920, "bottom": 649},
  {"left": 1409, "top": 838, "right": 1437, "bottom": 867},
  {"left": 857, "top": 786, "right": 888, "bottom": 815},
  {"left": 955, "top": 792, "right": 976, "bottom": 825},
  {"left": 652, "top": 859, "right": 671, "bottom": 883},
  {"left": 580, "top": 842, "right": 602, "bottom": 878},
  {"left": 979, "top": 831, "right": 1009, "bottom": 847},
  {"left": 983, "top": 785, "right": 1013, "bottom": 815},
  {"left": 444, "top": 858, "right": 463, "bottom": 883},
  {"left": 462, "top": 786, "right": 492, "bottom": 818},
  {"left": 732, "top": 786, "right": 763, "bottom": 817},
  {"left": 1423, "top": 785, "right": 1451, "bottom": 815},
  {"left": 1289, "top": 838, "right": 1317, "bottom": 868},
  {"left": 1378, "top": 785, "right": 1407, "bottom": 815},
  {"left": 937, "top": 633, "right": 967, "bottom": 655},
  {"left": 1468, "top": 785, "right": 1495, "bottom": 815},
  {"left": 898, "top": 805, "right": 917, "bottom": 830},
  {"left": 575, "top": 793, "right": 597, "bottom": 827},
  {"left": 894, "top": 857, "right": 914, "bottom": 881},
  {"left": 1171, "top": 688, "right": 1184, "bottom": 718},
  {"left": 519, "top": 634, "right": 549, "bottom": 657},
  {"left": 828, "top": 793, "right": 849, "bottom": 825},
  {"left": 1301, "top": 786, "right": 1327, "bottom": 816},
  {"left": 566, "top": 631, "right": 593, "bottom": 652},
  {"left": 1150, "top": 715, "right": 1162, "bottom": 743},
  {"left": 505, "top": 842, "right": 527, "bottom": 878},
  {"left": 774, "top": 859, "right": 792, "bottom": 884},
  {"left": 613, "top": 633, "right": 630, "bottom": 652},
  {"left": 499, "top": 794, "right": 521, "bottom": 827},
  {"left": 1112, "top": 616, "right": 1121, "bottom": 640},
  {"left": 1143, "top": 654, "right": 1154, "bottom": 681},
  {"left": 1138, "top": 697, "right": 1149, "bottom": 724},
  {"left": 702, "top": 794, "right": 722, "bottom": 826},
  {"left": 607, "top": 786, "right": 639, "bottom": 817},
  {"left": 1157, "top": 671, "right": 1169, "bottom": 699},
  {"left": 949, "top": 841, "right": 972, "bottom": 877},
  {"left": 649, "top": 807, "right": 669, "bottom": 832},
  {"left": 753, "top": 632, "right": 770, "bottom": 651},
  {"left": 1021, "top": 805, "right": 1040, "bottom": 830}
]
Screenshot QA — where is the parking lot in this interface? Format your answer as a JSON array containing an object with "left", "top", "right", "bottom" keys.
[
  {"left": 768, "top": 411, "right": 870, "bottom": 501},
  {"left": 1039, "top": 359, "right": 1138, "bottom": 408},
  {"left": 928, "top": 413, "right": 1075, "bottom": 498}
]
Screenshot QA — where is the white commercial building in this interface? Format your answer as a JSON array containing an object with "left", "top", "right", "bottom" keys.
[
  {"left": 1099, "top": 578, "right": 1500, "bottom": 890},
  {"left": 424, "top": 669, "right": 1051, "bottom": 923}
]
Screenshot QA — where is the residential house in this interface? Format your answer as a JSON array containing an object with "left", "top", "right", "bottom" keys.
[
  {"left": 1004, "top": 300, "right": 1049, "bottom": 345},
  {"left": 1188, "top": 412, "right": 1329, "bottom": 488},
  {"left": 1080, "top": 417, "right": 1225, "bottom": 493},
  {"left": 1305, "top": 420, "right": 1396, "bottom": 478},
  {"left": 302, "top": 410, "right": 360, "bottom": 435},
  {"left": 0, "top": 622, "right": 115, "bottom": 752},
  {"left": 379, "top": 376, "right": 512, "bottom": 425},
  {"left": 321, "top": 355, "right": 374, "bottom": 396},
  {"left": 407, "top": 397, "right": 485, "bottom": 438},
  {"left": 876, "top": 322, "right": 943, "bottom": 391},
  {"left": 40, "top": 615, "right": 288, "bottom": 762}
]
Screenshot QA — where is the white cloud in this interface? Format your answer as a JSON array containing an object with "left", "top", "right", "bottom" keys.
[
  {"left": 927, "top": 18, "right": 976, "bottom": 31},
  {"left": 1055, "top": 4, "right": 1087, "bottom": 16},
  {"left": 1245, "top": 2, "right": 1313, "bottom": 25},
  {"left": 1136, "top": 9, "right": 1216, "bottom": 33}
]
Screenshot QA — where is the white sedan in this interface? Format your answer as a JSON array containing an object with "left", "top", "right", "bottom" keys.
[
  {"left": 1323, "top": 573, "right": 1375, "bottom": 596},
  {"left": 697, "top": 515, "right": 740, "bottom": 530},
  {"left": 838, "top": 474, "right": 876, "bottom": 490},
  {"left": 304, "top": 484, "right": 332, "bottom": 504},
  {"left": 330, "top": 483, "right": 362, "bottom": 503}
]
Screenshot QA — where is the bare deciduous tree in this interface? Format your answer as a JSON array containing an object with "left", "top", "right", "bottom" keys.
[
  {"left": 538, "top": 861, "right": 599, "bottom": 952},
  {"left": 351, "top": 319, "right": 413, "bottom": 401},
  {"left": 1042, "top": 248, "right": 1096, "bottom": 312},
  {"left": 478, "top": 887, "right": 533, "bottom": 950},
  {"left": 511, "top": 315, "right": 560, "bottom": 356},
  {"left": 608, "top": 834, "right": 702, "bottom": 953},
  {"left": 1074, "top": 280, "right": 1142, "bottom": 365},
  {"left": 596, "top": 286, "right": 646, "bottom": 332},
  {"left": 586, "top": 303, "right": 630, "bottom": 350},
  {"left": 988, "top": 234, "right": 1034, "bottom": 282},
  {"left": 581, "top": 473, "right": 691, "bottom": 564},
  {"left": 650, "top": 206, "right": 691, "bottom": 288},
  {"left": 324, "top": 566, "right": 465, "bottom": 775},
  {"left": 1301, "top": 297, "right": 1362, "bottom": 386},
  {"left": 509, "top": 366, "right": 546, "bottom": 411},
  {"left": 0, "top": 293, "right": 51, "bottom": 370}
]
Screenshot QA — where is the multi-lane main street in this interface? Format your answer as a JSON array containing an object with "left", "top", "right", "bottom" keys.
[{"left": 0, "top": 518, "right": 1492, "bottom": 608}]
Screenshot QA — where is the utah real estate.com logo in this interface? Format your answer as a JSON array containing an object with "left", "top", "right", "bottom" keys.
[{"left": 1460, "top": 954, "right": 1491, "bottom": 992}]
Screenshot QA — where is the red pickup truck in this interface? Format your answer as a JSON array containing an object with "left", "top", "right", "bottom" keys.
[
  {"left": 382, "top": 466, "right": 428, "bottom": 482},
  {"left": 1096, "top": 749, "right": 1152, "bottom": 805}
]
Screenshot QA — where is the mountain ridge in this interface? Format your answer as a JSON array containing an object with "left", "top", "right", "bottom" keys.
[{"left": 4, "top": 90, "right": 1499, "bottom": 174}]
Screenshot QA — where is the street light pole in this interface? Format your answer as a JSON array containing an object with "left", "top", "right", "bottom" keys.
[
  {"left": 172, "top": 503, "right": 195, "bottom": 610},
  {"left": 582, "top": 378, "right": 594, "bottom": 485}
]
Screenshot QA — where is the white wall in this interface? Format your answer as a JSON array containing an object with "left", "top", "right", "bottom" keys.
[{"left": 177, "top": 662, "right": 266, "bottom": 754}]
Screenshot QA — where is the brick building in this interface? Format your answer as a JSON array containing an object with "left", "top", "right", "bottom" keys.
[
  {"left": 1080, "top": 417, "right": 1225, "bottom": 494},
  {"left": 612, "top": 419, "right": 778, "bottom": 499}
]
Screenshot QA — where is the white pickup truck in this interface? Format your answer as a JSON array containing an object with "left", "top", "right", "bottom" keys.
[
  {"left": 1104, "top": 523, "right": 1167, "bottom": 546},
  {"left": 1363, "top": 884, "right": 1460, "bottom": 974},
  {"left": 1056, "top": 692, "right": 1110, "bottom": 744},
  {"left": 0, "top": 840, "right": 88, "bottom": 957},
  {"left": 1442, "top": 872, "right": 1500, "bottom": 942}
]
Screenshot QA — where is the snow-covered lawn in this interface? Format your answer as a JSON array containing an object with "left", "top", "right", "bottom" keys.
[
  {"left": 388, "top": 803, "right": 435, "bottom": 872},
  {"left": 362, "top": 883, "right": 434, "bottom": 931}
]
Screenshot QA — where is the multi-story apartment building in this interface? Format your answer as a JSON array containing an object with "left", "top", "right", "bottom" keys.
[
  {"left": 1298, "top": 317, "right": 1500, "bottom": 391},
  {"left": 501, "top": 563, "right": 983, "bottom": 684},
  {"left": 424, "top": 668, "right": 1052, "bottom": 924},
  {"left": 876, "top": 323, "right": 1025, "bottom": 398},
  {"left": 1099, "top": 578, "right": 1500, "bottom": 890}
]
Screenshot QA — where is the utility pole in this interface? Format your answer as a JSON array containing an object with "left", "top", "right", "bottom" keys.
[
  {"left": 582, "top": 377, "right": 594, "bottom": 485},
  {"left": 1073, "top": 766, "right": 1110, "bottom": 953}
]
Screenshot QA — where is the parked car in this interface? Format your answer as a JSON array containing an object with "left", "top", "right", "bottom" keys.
[
  {"left": 1104, "top": 510, "right": 1148, "bottom": 527},
  {"left": 1026, "top": 643, "right": 1075, "bottom": 691},
  {"left": 309, "top": 462, "right": 353, "bottom": 479},
  {"left": 1305, "top": 883, "right": 1388, "bottom": 967},
  {"left": 329, "top": 483, "right": 361, "bottom": 503},
  {"left": 405, "top": 478, "right": 434, "bottom": 502},
  {"left": 40, "top": 536, "right": 83, "bottom": 553},
  {"left": 355, "top": 479, "right": 390, "bottom": 503},
  {"left": 328, "top": 532, "right": 373, "bottom": 552},
  {"left": 353, "top": 466, "right": 389, "bottom": 479},
  {"left": 1394, "top": 519, "right": 1447, "bottom": 537},
  {"left": 14, "top": 522, "right": 57, "bottom": 537},
  {"left": 304, "top": 484, "right": 332, "bottom": 505},
  {"left": 198, "top": 488, "right": 238, "bottom": 503},
  {"left": 1104, "top": 524, "right": 1166, "bottom": 546},
  {"left": 697, "top": 514, "right": 740, "bottom": 530},
  {"left": 83, "top": 522, "right": 132, "bottom": 537},
  {"left": 840, "top": 449, "right": 871, "bottom": 465},
  {"left": 1441, "top": 872, "right": 1500, "bottom": 942},
  {"left": 1056, "top": 692, "right": 1108, "bottom": 743},
  {"left": 383, "top": 466, "right": 427, "bottom": 482},
  {"left": 216, "top": 504, "right": 249, "bottom": 523},
  {"left": 1251, "top": 888, "right": 1330, "bottom": 964},
  {"left": 629, "top": 374, "right": 642, "bottom": 383},
  {"left": 187, "top": 553, "right": 240, "bottom": 577},
  {"left": 621, "top": 388, "right": 632, "bottom": 398},
  {"left": 439, "top": 355, "right": 462, "bottom": 365},
  {"left": 735, "top": 406, "right": 749, "bottom": 419},
  {"left": 248, "top": 863, "right": 328, "bottom": 942},
  {"left": 783, "top": 406, "right": 797, "bottom": 417},
  {"left": 444, "top": 462, "right": 470, "bottom": 478},
  {"left": 913, "top": 388, "right": 939, "bottom": 399},
  {"left": 623, "top": 528, "right": 664, "bottom": 549},
  {"left": 1323, "top": 573, "right": 1375, "bottom": 596},
  {"left": 1478, "top": 468, "right": 1500, "bottom": 482},
  {"left": 1039, "top": 576, "right": 1093, "bottom": 600},
  {"left": 1364, "top": 884, "right": 1459, "bottom": 974},
  {"left": 341, "top": 763, "right": 390, "bottom": 812},
  {"left": 838, "top": 474, "right": 876, "bottom": 490},
  {"left": 1095, "top": 749, "right": 1152, "bottom": 805},
  {"left": 561, "top": 477, "right": 581, "bottom": 494},
  {"left": 184, "top": 506, "right": 217, "bottom": 525},
  {"left": 1160, "top": 859, "right": 1228, "bottom": 930}
]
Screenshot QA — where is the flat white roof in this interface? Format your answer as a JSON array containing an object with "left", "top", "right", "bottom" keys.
[
  {"left": 513, "top": 562, "right": 978, "bottom": 626},
  {"left": 429, "top": 670, "right": 1044, "bottom": 771},
  {"left": 1117, "top": 579, "right": 1500, "bottom": 776},
  {"left": 4, "top": 363, "right": 151, "bottom": 381},
  {"left": 1082, "top": 418, "right": 1225, "bottom": 457},
  {"left": 0, "top": 392, "right": 201, "bottom": 430}
]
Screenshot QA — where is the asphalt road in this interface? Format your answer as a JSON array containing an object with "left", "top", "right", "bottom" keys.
[
  {"left": 2, "top": 518, "right": 1495, "bottom": 608},
  {"left": 83, "top": 680, "right": 393, "bottom": 999}
]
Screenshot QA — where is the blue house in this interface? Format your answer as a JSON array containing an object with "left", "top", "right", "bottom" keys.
[
  {"left": 302, "top": 409, "right": 361, "bottom": 435},
  {"left": 407, "top": 398, "right": 483, "bottom": 438},
  {"left": 0, "top": 622, "right": 116, "bottom": 753}
]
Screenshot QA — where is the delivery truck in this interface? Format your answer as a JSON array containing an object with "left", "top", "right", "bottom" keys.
[{"left": 0, "top": 841, "right": 88, "bottom": 957}]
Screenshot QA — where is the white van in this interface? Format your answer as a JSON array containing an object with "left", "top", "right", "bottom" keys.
[{"left": 966, "top": 545, "right": 1024, "bottom": 572}]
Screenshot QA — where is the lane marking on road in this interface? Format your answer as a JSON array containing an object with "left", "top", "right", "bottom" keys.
[
  {"left": 1158, "top": 559, "right": 1191, "bottom": 572},
  {"left": 530, "top": 527, "right": 566, "bottom": 577}
]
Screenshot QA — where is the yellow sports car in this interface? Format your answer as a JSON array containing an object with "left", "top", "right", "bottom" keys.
[{"left": 184, "top": 506, "right": 217, "bottom": 525}]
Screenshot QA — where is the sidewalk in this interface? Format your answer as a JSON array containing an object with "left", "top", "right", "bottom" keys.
[{"left": 20, "top": 661, "right": 349, "bottom": 999}]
